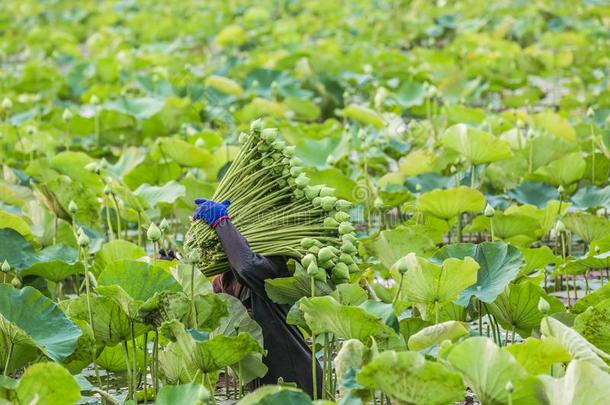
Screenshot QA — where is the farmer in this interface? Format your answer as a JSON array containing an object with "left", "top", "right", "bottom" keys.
[{"left": 192, "top": 198, "right": 323, "bottom": 398}]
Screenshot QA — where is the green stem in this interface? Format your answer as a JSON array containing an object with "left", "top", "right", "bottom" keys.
[
  {"left": 122, "top": 340, "right": 133, "bottom": 399},
  {"left": 392, "top": 273, "right": 404, "bottom": 306},
  {"left": 143, "top": 331, "right": 148, "bottom": 404},
  {"left": 131, "top": 321, "right": 138, "bottom": 401},
  {"left": 153, "top": 241, "right": 158, "bottom": 266},
  {"left": 3, "top": 341, "right": 14, "bottom": 376},
  {"left": 153, "top": 328, "right": 159, "bottom": 395},
  {"left": 191, "top": 263, "right": 197, "bottom": 329},
  {"left": 83, "top": 250, "right": 101, "bottom": 387},
  {"left": 110, "top": 193, "right": 122, "bottom": 238},
  {"left": 478, "top": 300, "right": 483, "bottom": 336},
  {"left": 205, "top": 373, "right": 217, "bottom": 405},
  {"left": 311, "top": 276, "right": 318, "bottom": 400}
]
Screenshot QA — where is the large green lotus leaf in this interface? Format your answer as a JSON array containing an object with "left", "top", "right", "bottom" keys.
[
  {"left": 562, "top": 212, "right": 610, "bottom": 244},
  {"left": 330, "top": 283, "right": 368, "bottom": 306},
  {"left": 124, "top": 160, "right": 182, "bottom": 190},
  {"left": 417, "top": 186, "right": 485, "bottom": 220},
  {"left": 343, "top": 104, "right": 385, "bottom": 129},
  {"left": 61, "top": 295, "right": 146, "bottom": 345},
  {"left": 539, "top": 360, "right": 610, "bottom": 405},
  {"left": 0, "top": 285, "right": 81, "bottom": 362},
  {"left": 432, "top": 242, "right": 523, "bottom": 306},
  {"left": 573, "top": 298, "right": 610, "bottom": 355},
  {"left": 441, "top": 124, "right": 513, "bottom": 165},
  {"left": 574, "top": 251, "right": 610, "bottom": 269},
  {"left": 401, "top": 256, "right": 479, "bottom": 306},
  {"left": 158, "top": 341, "right": 198, "bottom": 384},
  {"left": 519, "top": 246, "right": 559, "bottom": 276},
  {"left": 505, "top": 200, "right": 567, "bottom": 237},
  {"left": 264, "top": 274, "right": 332, "bottom": 305},
  {"left": 38, "top": 176, "right": 101, "bottom": 227},
  {"left": 0, "top": 228, "right": 78, "bottom": 272},
  {"left": 407, "top": 321, "right": 469, "bottom": 351},
  {"left": 489, "top": 282, "right": 565, "bottom": 338},
  {"left": 507, "top": 181, "right": 559, "bottom": 208},
  {"left": 15, "top": 363, "right": 81, "bottom": 405},
  {"left": 103, "top": 96, "right": 165, "bottom": 120},
  {"left": 572, "top": 283, "right": 610, "bottom": 314},
  {"left": 444, "top": 337, "right": 543, "bottom": 405},
  {"left": 155, "top": 383, "right": 209, "bottom": 405},
  {"left": 398, "top": 318, "right": 432, "bottom": 345},
  {"left": 97, "top": 260, "right": 181, "bottom": 319},
  {"left": 361, "top": 226, "right": 436, "bottom": 268},
  {"left": 466, "top": 212, "right": 541, "bottom": 240},
  {"left": 357, "top": 350, "right": 464, "bottom": 405},
  {"left": 0, "top": 210, "right": 33, "bottom": 240},
  {"left": 571, "top": 185, "right": 610, "bottom": 210},
  {"left": 540, "top": 316, "right": 610, "bottom": 371},
  {"left": 532, "top": 111, "right": 576, "bottom": 142},
  {"left": 134, "top": 181, "right": 186, "bottom": 207},
  {"left": 505, "top": 337, "right": 571, "bottom": 375},
  {"left": 238, "top": 385, "right": 311, "bottom": 405},
  {"left": 93, "top": 240, "right": 145, "bottom": 275},
  {"left": 157, "top": 137, "right": 213, "bottom": 169},
  {"left": 299, "top": 296, "right": 398, "bottom": 344},
  {"left": 50, "top": 151, "right": 104, "bottom": 194},
  {"left": 306, "top": 167, "right": 357, "bottom": 202},
  {"left": 170, "top": 263, "right": 213, "bottom": 296},
  {"left": 161, "top": 319, "right": 263, "bottom": 373},
  {"left": 528, "top": 152, "right": 585, "bottom": 186}
]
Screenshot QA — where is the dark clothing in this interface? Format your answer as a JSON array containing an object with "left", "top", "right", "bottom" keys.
[{"left": 214, "top": 220, "right": 323, "bottom": 397}]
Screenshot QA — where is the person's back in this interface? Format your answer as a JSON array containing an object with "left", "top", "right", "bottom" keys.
[{"left": 194, "top": 199, "right": 323, "bottom": 397}]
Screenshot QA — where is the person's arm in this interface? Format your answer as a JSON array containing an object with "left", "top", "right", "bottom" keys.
[{"left": 214, "top": 219, "right": 285, "bottom": 295}]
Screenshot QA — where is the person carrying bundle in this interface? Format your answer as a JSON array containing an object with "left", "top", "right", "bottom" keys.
[{"left": 192, "top": 198, "right": 323, "bottom": 398}]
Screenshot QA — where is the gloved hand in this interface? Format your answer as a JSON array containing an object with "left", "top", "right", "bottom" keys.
[{"left": 193, "top": 199, "right": 231, "bottom": 228}]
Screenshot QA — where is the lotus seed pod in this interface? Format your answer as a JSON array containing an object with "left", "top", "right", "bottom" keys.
[
  {"left": 261, "top": 128, "right": 278, "bottom": 143},
  {"left": 68, "top": 200, "right": 78, "bottom": 214},
  {"left": 77, "top": 231, "right": 90, "bottom": 248},
  {"left": 1, "top": 260, "right": 10, "bottom": 273},
  {"left": 283, "top": 146, "right": 295, "bottom": 157},
  {"left": 147, "top": 223, "right": 162, "bottom": 242},
  {"left": 188, "top": 250, "right": 201, "bottom": 264},
  {"left": 319, "top": 187, "right": 336, "bottom": 197},
  {"left": 302, "top": 253, "right": 317, "bottom": 268},
  {"left": 538, "top": 297, "right": 550, "bottom": 314},
  {"left": 62, "top": 108, "right": 73, "bottom": 122},
  {"left": 318, "top": 246, "right": 335, "bottom": 262},
  {"left": 335, "top": 211, "right": 351, "bottom": 222},
  {"left": 324, "top": 217, "right": 339, "bottom": 228},
  {"left": 250, "top": 118, "right": 263, "bottom": 134},
  {"left": 338, "top": 222, "right": 355, "bottom": 235},
  {"left": 335, "top": 199, "right": 352, "bottom": 212},
  {"left": 1, "top": 97, "right": 12, "bottom": 111},
  {"left": 290, "top": 166, "right": 304, "bottom": 177},
  {"left": 11, "top": 278, "right": 21, "bottom": 288},
  {"left": 505, "top": 381, "right": 514, "bottom": 394},
  {"left": 554, "top": 220, "right": 566, "bottom": 233},
  {"left": 307, "top": 262, "right": 320, "bottom": 277},
  {"left": 484, "top": 203, "right": 495, "bottom": 217}
]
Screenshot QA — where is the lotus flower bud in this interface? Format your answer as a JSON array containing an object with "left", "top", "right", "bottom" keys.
[
  {"left": 238, "top": 132, "right": 249, "bottom": 144},
  {"left": 251, "top": 119, "right": 263, "bottom": 133},
  {"left": 505, "top": 381, "right": 514, "bottom": 394},
  {"left": 1, "top": 260, "right": 10, "bottom": 273},
  {"left": 484, "top": 203, "right": 495, "bottom": 217},
  {"left": 595, "top": 245, "right": 601, "bottom": 254},
  {"left": 147, "top": 223, "right": 162, "bottom": 242},
  {"left": 77, "top": 231, "right": 90, "bottom": 248},
  {"left": 307, "top": 262, "right": 319, "bottom": 277},
  {"left": 586, "top": 107, "right": 594, "bottom": 118},
  {"left": 195, "top": 138, "right": 205, "bottom": 148},
  {"left": 538, "top": 297, "right": 550, "bottom": 314},
  {"left": 68, "top": 200, "right": 78, "bottom": 214},
  {"left": 302, "top": 253, "right": 317, "bottom": 268},
  {"left": 90, "top": 95, "right": 100, "bottom": 105},
  {"left": 11, "top": 278, "right": 21, "bottom": 288},
  {"left": 159, "top": 218, "right": 170, "bottom": 232},
  {"left": 557, "top": 185, "right": 564, "bottom": 195},
  {"left": 1, "top": 97, "right": 13, "bottom": 111},
  {"left": 450, "top": 165, "right": 457, "bottom": 174},
  {"left": 261, "top": 128, "right": 278, "bottom": 143},
  {"left": 283, "top": 146, "right": 295, "bottom": 157},
  {"left": 395, "top": 252, "right": 417, "bottom": 275},
  {"left": 188, "top": 250, "right": 201, "bottom": 264},
  {"left": 62, "top": 108, "right": 73, "bottom": 122},
  {"left": 415, "top": 183, "right": 422, "bottom": 192}
]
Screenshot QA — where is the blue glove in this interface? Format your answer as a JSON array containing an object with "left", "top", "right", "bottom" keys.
[{"left": 193, "top": 199, "right": 231, "bottom": 228}]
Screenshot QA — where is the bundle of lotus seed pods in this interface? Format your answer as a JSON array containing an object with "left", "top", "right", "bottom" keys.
[{"left": 185, "top": 120, "right": 360, "bottom": 284}]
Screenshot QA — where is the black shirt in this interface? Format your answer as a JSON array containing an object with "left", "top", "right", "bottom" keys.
[{"left": 215, "top": 219, "right": 323, "bottom": 397}]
